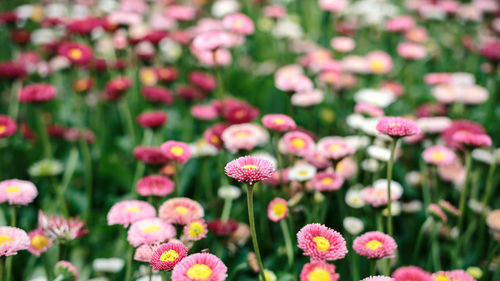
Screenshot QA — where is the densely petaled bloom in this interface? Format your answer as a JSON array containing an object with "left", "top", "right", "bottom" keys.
[
  {"left": 27, "top": 229, "right": 52, "bottom": 256},
  {"left": 134, "top": 244, "right": 158, "bottom": 262},
  {"left": 104, "top": 77, "right": 132, "bottom": 100},
  {"left": 183, "top": 219, "right": 208, "bottom": 241},
  {"left": 221, "top": 123, "right": 269, "bottom": 152},
  {"left": 58, "top": 42, "right": 93, "bottom": 66},
  {"left": 312, "top": 172, "right": 344, "bottom": 192},
  {"left": 150, "top": 242, "right": 188, "bottom": 271},
  {"left": 225, "top": 156, "right": 274, "bottom": 185},
  {"left": 133, "top": 146, "right": 168, "bottom": 164},
  {"left": 366, "top": 51, "right": 393, "bottom": 74},
  {"left": 38, "top": 211, "right": 88, "bottom": 242},
  {"left": 136, "top": 175, "right": 174, "bottom": 197},
  {"left": 362, "top": 276, "right": 394, "bottom": 281},
  {"left": 261, "top": 114, "right": 296, "bottom": 132},
  {"left": 422, "top": 146, "right": 455, "bottom": 166},
  {"left": 300, "top": 260, "right": 340, "bottom": 281},
  {"left": 441, "top": 120, "right": 485, "bottom": 149},
  {"left": 171, "top": 253, "right": 228, "bottom": 281},
  {"left": 452, "top": 132, "right": 492, "bottom": 148},
  {"left": 137, "top": 111, "right": 168, "bottom": 129},
  {"left": 431, "top": 270, "right": 476, "bottom": 281},
  {"left": 282, "top": 131, "right": 315, "bottom": 157},
  {"left": 0, "top": 115, "right": 17, "bottom": 138},
  {"left": 0, "top": 179, "right": 37, "bottom": 205},
  {"left": 392, "top": 266, "right": 432, "bottom": 281},
  {"left": 317, "top": 137, "right": 355, "bottom": 160},
  {"left": 192, "top": 31, "right": 232, "bottom": 51},
  {"left": 159, "top": 198, "right": 204, "bottom": 225},
  {"left": 127, "top": 218, "right": 176, "bottom": 247},
  {"left": 376, "top": 117, "right": 420, "bottom": 137},
  {"left": 0, "top": 226, "right": 29, "bottom": 256},
  {"left": 107, "top": 200, "right": 156, "bottom": 227},
  {"left": 161, "top": 141, "right": 192, "bottom": 164},
  {"left": 223, "top": 13, "right": 254, "bottom": 35},
  {"left": 297, "top": 223, "right": 348, "bottom": 261},
  {"left": 267, "top": 198, "right": 289, "bottom": 222},
  {"left": 353, "top": 231, "right": 397, "bottom": 259},
  {"left": 19, "top": 83, "right": 57, "bottom": 103}
]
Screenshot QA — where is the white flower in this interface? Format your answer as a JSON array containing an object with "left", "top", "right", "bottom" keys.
[
  {"left": 345, "top": 188, "right": 365, "bottom": 208},
  {"left": 343, "top": 217, "right": 364, "bottom": 235},
  {"left": 98, "top": 0, "right": 119, "bottom": 14},
  {"left": 450, "top": 72, "right": 475, "bottom": 86},
  {"left": 405, "top": 171, "right": 422, "bottom": 186},
  {"left": 361, "top": 158, "right": 379, "bottom": 172},
  {"left": 416, "top": 117, "right": 452, "bottom": 134},
  {"left": 264, "top": 270, "right": 277, "bottom": 281},
  {"left": 373, "top": 179, "right": 403, "bottom": 198},
  {"left": 15, "top": 5, "right": 33, "bottom": 20},
  {"left": 346, "top": 114, "right": 365, "bottom": 130},
  {"left": 468, "top": 198, "right": 489, "bottom": 215},
  {"left": 345, "top": 135, "right": 370, "bottom": 150},
  {"left": 28, "top": 159, "right": 64, "bottom": 177},
  {"left": 251, "top": 152, "right": 277, "bottom": 170},
  {"left": 212, "top": 0, "right": 241, "bottom": 18},
  {"left": 272, "top": 18, "right": 303, "bottom": 39},
  {"left": 159, "top": 39, "right": 182, "bottom": 62},
  {"left": 218, "top": 185, "right": 241, "bottom": 200},
  {"left": 401, "top": 200, "right": 423, "bottom": 213},
  {"left": 360, "top": 117, "right": 385, "bottom": 137},
  {"left": 472, "top": 148, "right": 494, "bottom": 164},
  {"left": 31, "top": 28, "right": 57, "bottom": 46},
  {"left": 93, "top": 258, "right": 125, "bottom": 273},
  {"left": 367, "top": 145, "right": 391, "bottom": 162},
  {"left": 354, "top": 88, "right": 396, "bottom": 108},
  {"left": 45, "top": 3, "right": 67, "bottom": 18},
  {"left": 289, "top": 163, "right": 317, "bottom": 181},
  {"left": 382, "top": 201, "right": 401, "bottom": 216},
  {"left": 189, "top": 139, "right": 218, "bottom": 157},
  {"left": 136, "top": 275, "right": 162, "bottom": 281}
]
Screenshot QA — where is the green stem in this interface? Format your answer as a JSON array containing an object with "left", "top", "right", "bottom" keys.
[
  {"left": 0, "top": 257, "right": 4, "bottom": 281},
  {"left": 456, "top": 150, "right": 472, "bottom": 265},
  {"left": 124, "top": 243, "right": 134, "bottom": 281},
  {"left": 174, "top": 162, "right": 179, "bottom": 196},
  {"left": 246, "top": 183, "right": 266, "bottom": 281},
  {"left": 221, "top": 198, "right": 233, "bottom": 221},
  {"left": 280, "top": 219, "right": 294, "bottom": 268},
  {"left": 42, "top": 254, "right": 52, "bottom": 281},
  {"left": 9, "top": 206, "right": 15, "bottom": 227},
  {"left": 35, "top": 107, "right": 53, "bottom": 159},
  {"left": 351, "top": 248, "right": 360, "bottom": 281},
  {"left": 430, "top": 221, "right": 442, "bottom": 271},
  {"left": 412, "top": 217, "right": 432, "bottom": 264},
  {"left": 479, "top": 159, "right": 497, "bottom": 237},
  {"left": 149, "top": 266, "right": 153, "bottom": 281},
  {"left": 370, "top": 259, "right": 377, "bottom": 276},
  {"left": 376, "top": 211, "right": 384, "bottom": 232},
  {"left": 51, "top": 177, "right": 69, "bottom": 217},
  {"left": 119, "top": 99, "right": 137, "bottom": 144},
  {"left": 386, "top": 137, "right": 397, "bottom": 237}
]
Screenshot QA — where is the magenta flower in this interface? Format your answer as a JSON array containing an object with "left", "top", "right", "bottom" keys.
[
  {"left": 18, "top": 83, "right": 57, "bottom": 103},
  {"left": 0, "top": 115, "right": 17, "bottom": 138},
  {"left": 452, "top": 132, "right": 492, "bottom": 148},
  {"left": 392, "top": 266, "right": 432, "bottom": 281},
  {"left": 353, "top": 231, "right": 397, "bottom": 259},
  {"left": 376, "top": 117, "right": 420, "bottom": 137},
  {"left": 171, "top": 253, "right": 228, "bottom": 281},
  {"left": 0, "top": 179, "right": 38, "bottom": 205},
  {"left": 225, "top": 156, "right": 274, "bottom": 185},
  {"left": 150, "top": 242, "right": 188, "bottom": 271},
  {"left": 297, "top": 223, "right": 348, "bottom": 261}
]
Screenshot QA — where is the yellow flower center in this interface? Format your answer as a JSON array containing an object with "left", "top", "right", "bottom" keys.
[
  {"left": 6, "top": 186, "right": 20, "bottom": 194},
  {"left": 235, "top": 131, "right": 250, "bottom": 138},
  {"left": 320, "top": 177, "right": 333, "bottom": 185},
  {"left": 142, "top": 225, "right": 161, "bottom": 233},
  {"left": 69, "top": 48, "right": 83, "bottom": 60},
  {"left": 125, "top": 206, "right": 140, "bottom": 213},
  {"left": 74, "top": 79, "right": 88, "bottom": 92},
  {"left": 241, "top": 164, "right": 259, "bottom": 170},
  {"left": 431, "top": 152, "right": 445, "bottom": 162},
  {"left": 210, "top": 135, "right": 220, "bottom": 144},
  {"left": 272, "top": 203, "right": 286, "bottom": 217},
  {"left": 365, "top": 239, "right": 383, "bottom": 251},
  {"left": 186, "top": 264, "right": 212, "bottom": 280},
  {"left": 273, "top": 118, "right": 285, "bottom": 125},
  {"left": 0, "top": 235, "right": 13, "bottom": 245},
  {"left": 434, "top": 274, "right": 450, "bottom": 281},
  {"left": 170, "top": 146, "right": 184, "bottom": 156},
  {"left": 233, "top": 19, "right": 244, "bottom": 29},
  {"left": 370, "top": 60, "right": 385, "bottom": 73},
  {"left": 175, "top": 206, "right": 189, "bottom": 215},
  {"left": 189, "top": 222, "right": 204, "bottom": 237},
  {"left": 312, "top": 236, "right": 330, "bottom": 251},
  {"left": 31, "top": 235, "right": 49, "bottom": 250},
  {"left": 140, "top": 70, "right": 156, "bottom": 86},
  {"left": 0, "top": 125, "right": 6, "bottom": 134},
  {"left": 160, "top": 249, "right": 179, "bottom": 262},
  {"left": 291, "top": 138, "right": 306, "bottom": 148},
  {"left": 328, "top": 144, "right": 341, "bottom": 151},
  {"left": 308, "top": 268, "right": 331, "bottom": 281},
  {"left": 298, "top": 170, "right": 309, "bottom": 176}
]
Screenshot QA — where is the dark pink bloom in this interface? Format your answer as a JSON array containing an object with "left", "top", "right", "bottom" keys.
[
  {"left": 0, "top": 115, "right": 17, "bottom": 138},
  {"left": 137, "top": 111, "right": 168, "bottom": 129},
  {"left": 479, "top": 42, "right": 500, "bottom": 61},
  {"left": 161, "top": 141, "right": 192, "bottom": 164},
  {"left": 225, "top": 156, "right": 274, "bottom": 185},
  {"left": 104, "top": 77, "right": 132, "bottom": 101},
  {"left": 133, "top": 146, "right": 168, "bottom": 164},
  {"left": 150, "top": 242, "right": 188, "bottom": 271},
  {"left": 452, "top": 131, "right": 492, "bottom": 147},
  {"left": 188, "top": 71, "right": 216, "bottom": 92},
  {"left": 18, "top": 83, "right": 57, "bottom": 103},
  {"left": 58, "top": 42, "right": 93, "bottom": 66},
  {"left": 136, "top": 175, "right": 174, "bottom": 197},
  {"left": 142, "top": 86, "right": 174, "bottom": 105},
  {"left": 392, "top": 266, "right": 432, "bottom": 281}
]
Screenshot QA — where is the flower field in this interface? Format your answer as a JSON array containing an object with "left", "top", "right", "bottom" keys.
[{"left": 0, "top": 0, "right": 500, "bottom": 281}]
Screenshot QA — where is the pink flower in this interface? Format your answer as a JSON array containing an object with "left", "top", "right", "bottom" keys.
[
  {"left": 192, "top": 48, "right": 232, "bottom": 67},
  {"left": 161, "top": 141, "right": 193, "bottom": 164},
  {"left": 479, "top": 41, "right": 500, "bottom": 61},
  {"left": 428, "top": 204, "right": 447, "bottom": 223},
  {"left": 18, "top": 83, "right": 57, "bottom": 103},
  {"left": 297, "top": 223, "right": 348, "bottom": 261},
  {"left": 55, "top": 261, "right": 79, "bottom": 281},
  {"left": 317, "top": 137, "right": 355, "bottom": 160},
  {"left": 264, "top": 5, "right": 286, "bottom": 18},
  {"left": 136, "top": 175, "right": 174, "bottom": 197},
  {"left": 142, "top": 86, "right": 174, "bottom": 105},
  {"left": 133, "top": 146, "right": 168, "bottom": 164},
  {"left": 0, "top": 115, "right": 16, "bottom": 138},
  {"left": 262, "top": 114, "right": 296, "bottom": 132},
  {"left": 438, "top": 200, "right": 460, "bottom": 217},
  {"left": 360, "top": 187, "right": 400, "bottom": 208},
  {"left": 189, "top": 71, "right": 216, "bottom": 92},
  {"left": 376, "top": 117, "right": 420, "bottom": 137},
  {"left": 281, "top": 131, "right": 315, "bottom": 157},
  {"left": 127, "top": 218, "right": 176, "bottom": 247},
  {"left": 58, "top": 42, "right": 93, "bottom": 66},
  {"left": 159, "top": 198, "right": 205, "bottom": 225},
  {"left": 220, "top": 99, "right": 260, "bottom": 124},
  {"left": 330, "top": 37, "right": 355, "bottom": 53},
  {"left": 150, "top": 242, "right": 188, "bottom": 271},
  {"left": 431, "top": 270, "right": 475, "bottom": 281},
  {"left": 452, "top": 132, "right": 492, "bottom": 147},
  {"left": 134, "top": 244, "right": 158, "bottom": 262},
  {"left": 204, "top": 123, "right": 229, "bottom": 149},
  {"left": 38, "top": 211, "right": 88, "bottom": 242},
  {"left": 191, "top": 105, "right": 219, "bottom": 121},
  {"left": 267, "top": 198, "right": 289, "bottom": 222},
  {"left": 0, "top": 179, "right": 37, "bottom": 205},
  {"left": 27, "top": 229, "right": 52, "bottom": 256},
  {"left": 192, "top": 31, "right": 232, "bottom": 51},
  {"left": 422, "top": 146, "right": 455, "bottom": 166},
  {"left": 223, "top": 13, "right": 254, "bottom": 35},
  {"left": 392, "top": 266, "right": 432, "bottom": 281},
  {"left": 165, "top": 5, "right": 196, "bottom": 21},
  {"left": 137, "top": 111, "right": 168, "bottom": 129},
  {"left": 183, "top": 219, "right": 208, "bottom": 241},
  {"left": 319, "top": 0, "right": 347, "bottom": 11},
  {"left": 312, "top": 172, "right": 344, "bottom": 192},
  {"left": 0, "top": 226, "right": 29, "bottom": 256},
  {"left": 107, "top": 200, "right": 156, "bottom": 227},
  {"left": 405, "top": 27, "right": 428, "bottom": 43},
  {"left": 221, "top": 123, "right": 269, "bottom": 153},
  {"left": 225, "top": 156, "right": 274, "bottom": 185},
  {"left": 171, "top": 253, "right": 227, "bottom": 281},
  {"left": 397, "top": 42, "right": 427, "bottom": 60},
  {"left": 353, "top": 231, "right": 397, "bottom": 259},
  {"left": 385, "top": 15, "right": 415, "bottom": 32},
  {"left": 291, "top": 89, "right": 324, "bottom": 107},
  {"left": 355, "top": 103, "right": 385, "bottom": 117},
  {"left": 104, "top": 77, "right": 132, "bottom": 101},
  {"left": 362, "top": 276, "right": 394, "bottom": 281},
  {"left": 366, "top": 51, "right": 393, "bottom": 74},
  {"left": 300, "top": 260, "right": 339, "bottom": 281}
]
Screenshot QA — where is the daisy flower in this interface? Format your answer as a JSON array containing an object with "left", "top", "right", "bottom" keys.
[
  {"left": 127, "top": 218, "right": 176, "bottom": 247},
  {"left": 299, "top": 261, "right": 340, "bottom": 281},
  {"left": 0, "top": 179, "right": 38, "bottom": 205},
  {"left": 136, "top": 175, "right": 174, "bottom": 197},
  {"left": 183, "top": 219, "right": 208, "bottom": 241},
  {"left": 431, "top": 270, "right": 475, "bottom": 281},
  {"left": 452, "top": 132, "right": 492, "bottom": 148},
  {"left": 343, "top": 217, "right": 364, "bottom": 236},
  {"left": 0, "top": 226, "right": 30, "bottom": 256},
  {"left": 221, "top": 123, "right": 269, "bottom": 153},
  {"left": 159, "top": 198, "right": 205, "bottom": 225},
  {"left": 38, "top": 211, "right": 88, "bottom": 242},
  {"left": 267, "top": 198, "right": 289, "bottom": 222},
  {"left": 312, "top": 172, "right": 344, "bottom": 192},
  {"left": 392, "top": 266, "right": 432, "bottom": 281},
  {"left": 362, "top": 276, "right": 395, "bottom": 281},
  {"left": 150, "top": 242, "right": 188, "bottom": 271},
  {"left": 317, "top": 137, "right": 355, "bottom": 161},
  {"left": 207, "top": 219, "right": 239, "bottom": 236},
  {"left": 376, "top": 117, "right": 420, "bottom": 137},
  {"left": 297, "top": 223, "right": 348, "bottom": 261},
  {"left": 134, "top": 244, "right": 158, "bottom": 262},
  {"left": 161, "top": 141, "right": 192, "bottom": 164},
  {"left": 365, "top": 51, "right": 393, "bottom": 74},
  {"left": 0, "top": 115, "right": 17, "bottom": 138},
  {"left": 18, "top": 83, "right": 57, "bottom": 103},
  {"left": 133, "top": 146, "right": 168, "bottom": 164},
  {"left": 281, "top": 131, "right": 315, "bottom": 157},
  {"left": 353, "top": 231, "right": 397, "bottom": 259},
  {"left": 107, "top": 200, "right": 156, "bottom": 227},
  {"left": 171, "top": 253, "right": 228, "bottom": 281},
  {"left": 224, "top": 156, "right": 274, "bottom": 185},
  {"left": 223, "top": 13, "right": 254, "bottom": 35},
  {"left": 261, "top": 114, "right": 296, "bottom": 132},
  {"left": 360, "top": 187, "right": 400, "bottom": 208},
  {"left": 422, "top": 146, "right": 455, "bottom": 166},
  {"left": 27, "top": 229, "right": 52, "bottom": 256},
  {"left": 289, "top": 163, "right": 317, "bottom": 182}
]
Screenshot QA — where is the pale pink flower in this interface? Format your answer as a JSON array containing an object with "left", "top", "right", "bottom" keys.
[
  {"left": 165, "top": 5, "right": 196, "bottom": 21},
  {"left": 397, "top": 42, "right": 427, "bottom": 59},
  {"left": 385, "top": 15, "right": 415, "bottom": 32},
  {"left": 0, "top": 179, "right": 37, "bottom": 205},
  {"left": 267, "top": 198, "right": 289, "bottom": 222},
  {"left": 261, "top": 114, "right": 296, "bottom": 132},
  {"left": 107, "top": 200, "right": 156, "bottom": 227},
  {"left": 161, "top": 141, "right": 192, "bottom": 164},
  {"left": 0, "top": 226, "right": 30, "bottom": 256},
  {"left": 422, "top": 146, "right": 455, "bottom": 166},
  {"left": 192, "top": 31, "right": 232, "bottom": 51},
  {"left": 221, "top": 123, "right": 269, "bottom": 153},
  {"left": 127, "top": 218, "right": 176, "bottom": 247},
  {"left": 136, "top": 175, "right": 175, "bottom": 197},
  {"left": 300, "top": 261, "right": 340, "bottom": 281},
  {"left": 291, "top": 89, "right": 324, "bottom": 107},
  {"left": 38, "top": 211, "right": 88, "bottom": 242},
  {"left": 376, "top": 117, "right": 420, "bottom": 137},
  {"left": 312, "top": 172, "right": 344, "bottom": 192},
  {"left": 330, "top": 37, "right": 355, "bottom": 53},
  {"left": 317, "top": 137, "right": 355, "bottom": 160},
  {"left": 319, "top": 0, "right": 347, "bottom": 12},
  {"left": 281, "top": 131, "right": 315, "bottom": 157},
  {"left": 159, "top": 198, "right": 205, "bottom": 225},
  {"left": 361, "top": 187, "right": 400, "bottom": 208},
  {"left": 366, "top": 51, "right": 393, "bottom": 74},
  {"left": 452, "top": 132, "right": 492, "bottom": 147},
  {"left": 355, "top": 103, "right": 385, "bottom": 117},
  {"left": 134, "top": 244, "right": 158, "bottom": 262},
  {"left": 171, "top": 253, "right": 227, "bottom": 281},
  {"left": 223, "top": 13, "right": 254, "bottom": 35},
  {"left": 353, "top": 231, "right": 397, "bottom": 259},
  {"left": 27, "top": 229, "right": 52, "bottom": 256},
  {"left": 183, "top": 219, "right": 208, "bottom": 241},
  {"left": 150, "top": 242, "right": 188, "bottom": 271}
]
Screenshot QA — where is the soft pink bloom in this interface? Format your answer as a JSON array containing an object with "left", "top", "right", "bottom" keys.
[
  {"left": 361, "top": 187, "right": 400, "bottom": 208},
  {"left": 397, "top": 42, "right": 427, "bottom": 59},
  {"left": 291, "top": 89, "right": 324, "bottom": 107},
  {"left": 262, "top": 114, "right": 296, "bottom": 132},
  {"left": 355, "top": 102, "right": 385, "bottom": 117},
  {"left": 137, "top": 111, "right": 168, "bottom": 129},
  {"left": 431, "top": 270, "right": 475, "bottom": 281},
  {"left": 38, "top": 211, "right": 88, "bottom": 242},
  {"left": 405, "top": 27, "right": 428, "bottom": 43},
  {"left": 0, "top": 115, "right": 17, "bottom": 138},
  {"left": 0, "top": 226, "right": 29, "bottom": 256},
  {"left": 171, "top": 253, "right": 227, "bottom": 281},
  {"left": 424, "top": 73, "right": 452, "bottom": 85},
  {"left": 366, "top": 51, "right": 393, "bottom": 74},
  {"left": 192, "top": 31, "right": 232, "bottom": 51},
  {"left": 385, "top": 15, "right": 415, "bottom": 32},
  {"left": 438, "top": 162, "right": 465, "bottom": 186},
  {"left": 134, "top": 244, "right": 158, "bottom": 262},
  {"left": 428, "top": 204, "right": 447, "bottom": 222},
  {"left": 221, "top": 123, "right": 269, "bottom": 153},
  {"left": 300, "top": 260, "right": 340, "bottom": 281},
  {"left": 438, "top": 200, "right": 460, "bottom": 217},
  {"left": 107, "top": 200, "right": 156, "bottom": 227},
  {"left": 319, "top": 0, "right": 347, "bottom": 11},
  {"left": 192, "top": 47, "right": 232, "bottom": 67},
  {"left": 441, "top": 120, "right": 485, "bottom": 149},
  {"left": 225, "top": 156, "right": 274, "bottom": 185},
  {"left": 376, "top": 117, "right": 420, "bottom": 137},
  {"left": 362, "top": 276, "right": 394, "bottom": 281},
  {"left": 183, "top": 219, "right": 208, "bottom": 241},
  {"left": 305, "top": 150, "right": 331, "bottom": 169},
  {"left": 336, "top": 157, "right": 358, "bottom": 179},
  {"left": 353, "top": 231, "right": 397, "bottom": 259},
  {"left": 55, "top": 261, "right": 79, "bottom": 280},
  {"left": 0, "top": 179, "right": 37, "bottom": 205},
  {"left": 281, "top": 131, "right": 315, "bottom": 157},
  {"left": 297, "top": 223, "right": 348, "bottom": 261},
  {"left": 317, "top": 137, "right": 355, "bottom": 160},
  {"left": 392, "top": 266, "right": 432, "bottom": 281},
  {"left": 191, "top": 105, "right": 219, "bottom": 121},
  {"left": 127, "top": 218, "right": 176, "bottom": 247},
  {"left": 165, "top": 5, "right": 196, "bottom": 21},
  {"left": 312, "top": 172, "right": 344, "bottom": 192},
  {"left": 330, "top": 37, "right": 355, "bottom": 53},
  {"left": 136, "top": 175, "right": 174, "bottom": 197},
  {"left": 452, "top": 132, "right": 492, "bottom": 147},
  {"left": 263, "top": 169, "right": 290, "bottom": 186},
  {"left": 27, "top": 229, "right": 52, "bottom": 256},
  {"left": 264, "top": 5, "right": 286, "bottom": 18},
  {"left": 161, "top": 141, "right": 192, "bottom": 164},
  {"left": 159, "top": 197, "right": 205, "bottom": 225},
  {"left": 341, "top": 55, "right": 369, "bottom": 73},
  {"left": 223, "top": 13, "right": 254, "bottom": 35},
  {"left": 150, "top": 242, "right": 188, "bottom": 271},
  {"left": 422, "top": 146, "right": 455, "bottom": 166},
  {"left": 18, "top": 83, "right": 57, "bottom": 103},
  {"left": 267, "top": 198, "right": 289, "bottom": 222}
]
